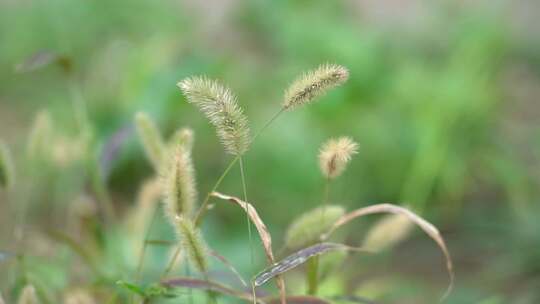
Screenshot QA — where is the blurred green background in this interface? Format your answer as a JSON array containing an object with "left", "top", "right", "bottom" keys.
[{"left": 1, "top": 0, "right": 540, "bottom": 303}]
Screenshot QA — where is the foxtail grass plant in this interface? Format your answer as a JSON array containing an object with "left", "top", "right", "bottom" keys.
[
  {"left": 172, "top": 64, "right": 350, "bottom": 304},
  {"left": 306, "top": 136, "right": 358, "bottom": 294}
]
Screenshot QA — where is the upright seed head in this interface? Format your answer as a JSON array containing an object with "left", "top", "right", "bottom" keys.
[
  {"left": 17, "top": 285, "right": 39, "bottom": 304},
  {"left": 319, "top": 136, "right": 358, "bottom": 179},
  {"left": 162, "top": 140, "right": 197, "bottom": 225},
  {"left": 0, "top": 141, "right": 15, "bottom": 190},
  {"left": 178, "top": 77, "right": 250, "bottom": 155},
  {"left": 134, "top": 112, "right": 166, "bottom": 171},
  {"left": 168, "top": 127, "right": 194, "bottom": 152},
  {"left": 175, "top": 216, "right": 209, "bottom": 273},
  {"left": 283, "top": 64, "right": 349, "bottom": 110},
  {"left": 285, "top": 205, "right": 345, "bottom": 249}
]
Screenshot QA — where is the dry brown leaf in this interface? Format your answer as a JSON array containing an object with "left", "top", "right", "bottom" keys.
[
  {"left": 321, "top": 203, "right": 454, "bottom": 301},
  {"left": 211, "top": 192, "right": 287, "bottom": 304}
]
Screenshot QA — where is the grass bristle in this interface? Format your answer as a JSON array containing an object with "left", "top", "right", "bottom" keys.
[
  {"left": 283, "top": 64, "right": 349, "bottom": 110},
  {"left": 178, "top": 76, "right": 250, "bottom": 155},
  {"left": 285, "top": 205, "right": 345, "bottom": 249}
]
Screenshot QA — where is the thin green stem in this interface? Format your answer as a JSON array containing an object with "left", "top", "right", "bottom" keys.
[
  {"left": 194, "top": 156, "right": 239, "bottom": 226},
  {"left": 252, "top": 108, "right": 285, "bottom": 143},
  {"left": 131, "top": 204, "right": 159, "bottom": 304},
  {"left": 193, "top": 108, "right": 285, "bottom": 227},
  {"left": 135, "top": 204, "right": 160, "bottom": 281},
  {"left": 161, "top": 246, "right": 182, "bottom": 278},
  {"left": 239, "top": 156, "right": 255, "bottom": 295},
  {"left": 307, "top": 177, "right": 331, "bottom": 295}
]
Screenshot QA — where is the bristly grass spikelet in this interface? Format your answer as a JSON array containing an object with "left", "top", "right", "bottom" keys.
[
  {"left": 285, "top": 205, "right": 345, "bottom": 249},
  {"left": 162, "top": 140, "right": 197, "bottom": 225},
  {"left": 319, "top": 137, "right": 358, "bottom": 179},
  {"left": 17, "top": 285, "right": 39, "bottom": 304},
  {"left": 283, "top": 64, "right": 349, "bottom": 110},
  {"left": 175, "top": 216, "right": 209, "bottom": 274},
  {"left": 135, "top": 112, "right": 166, "bottom": 171},
  {"left": 178, "top": 77, "right": 250, "bottom": 155},
  {"left": 169, "top": 127, "right": 194, "bottom": 152},
  {"left": 0, "top": 141, "right": 15, "bottom": 189}
]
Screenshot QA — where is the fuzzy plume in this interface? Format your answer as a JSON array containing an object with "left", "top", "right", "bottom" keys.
[
  {"left": 162, "top": 140, "right": 197, "bottom": 224},
  {"left": 0, "top": 141, "right": 14, "bottom": 189},
  {"left": 285, "top": 205, "right": 345, "bottom": 249},
  {"left": 283, "top": 64, "right": 349, "bottom": 110},
  {"left": 27, "top": 110, "right": 53, "bottom": 160},
  {"left": 178, "top": 77, "right": 250, "bottom": 155},
  {"left": 17, "top": 285, "right": 39, "bottom": 304},
  {"left": 319, "top": 136, "right": 358, "bottom": 179},
  {"left": 135, "top": 112, "right": 166, "bottom": 171},
  {"left": 175, "top": 216, "right": 209, "bottom": 273}
]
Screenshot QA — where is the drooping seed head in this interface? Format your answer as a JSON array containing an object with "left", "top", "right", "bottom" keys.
[
  {"left": 178, "top": 77, "right": 250, "bottom": 155},
  {"left": 175, "top": 216, "right": 208, "bottom": 273},
  {"left": 285, "top": 205, "right": 345, "bottom": 249},
  {"left": 283, "top": 64, "right": 349, "bottom": 110},
  {"left": 319, "top": 136, "right": 358, "bottom": 179},
  {"left": 17, "top": 285, "right": 39, "bottom": 304},
  {"left": 363, "top": 213, "right": 414, "bottom": 252},
  {"left": 135, "top": 112, "right": 166, "bottom": 171},
  {"left": 0, "top": 141, "right": 15, "bottom": 190},
  {"left": 162, "top": 141, "right": 197, "bottom": 225}
]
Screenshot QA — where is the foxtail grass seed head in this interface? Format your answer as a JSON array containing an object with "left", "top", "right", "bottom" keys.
[
  {"left": 319, "top": 136, "right": 358, "bottom": 179},
  {"left": 162, "top": 142, "right": 197, "bottom": 225},
  {"left": 135, "top": 112, "right": 166, "bottom": 171},
  {"left": 178, "top": 77, "right": 250, "bottom": 155},
  {"left": 18, "top": 285, "right": 39, "bottom": 304},
  {"left": 27, "top": 110, "right": 53, "bottom": 160},
  {"left": 283, "top": 64, "right": 349, "bottom": 110},
  {"left": 168, "top": 127, "right": 194, "bottom": 152},
  {"left": 285, "top": 205, "right": 345, "bottom": 249},
  {"left": 363, "top": 214, "right": 414, "bottom": 252},
  {"left": 0, "top": 141, "right": 14, "bottom": 189},
  {"left": 175, "top": 216, "right": 208, "bottom": 273}
]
